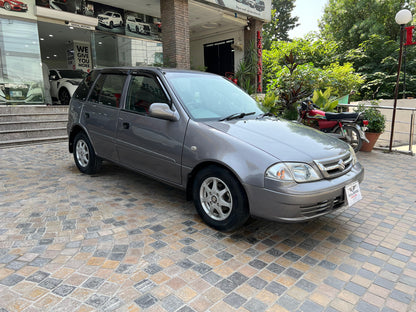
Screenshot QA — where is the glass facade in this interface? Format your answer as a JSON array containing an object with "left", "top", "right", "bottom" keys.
[{"left": 0, "top": 18, "right": 43, "bottom": 104}]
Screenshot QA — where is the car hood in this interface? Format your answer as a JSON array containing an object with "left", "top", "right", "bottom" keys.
[{"left": 204, "top": 117, "right": 349, "bottom": 162}]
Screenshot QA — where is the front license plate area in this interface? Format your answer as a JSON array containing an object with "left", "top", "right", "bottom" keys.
[{"left": 345, "top": 181, "right": 362, "bottom": 207}]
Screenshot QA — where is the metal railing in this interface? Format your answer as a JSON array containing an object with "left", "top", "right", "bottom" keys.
[{"left": 339, "top": 102, "right": 416, "bottom": 155}]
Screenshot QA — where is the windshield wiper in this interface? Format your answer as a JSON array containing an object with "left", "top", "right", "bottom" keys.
[
  {"left": 256, "top": 112, "right": 274, "bottom": 119},
  {"left": 219, "top": 112, "right": 256, "bottom": 121}
]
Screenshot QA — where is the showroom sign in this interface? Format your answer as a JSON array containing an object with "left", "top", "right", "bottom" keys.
[
  {"left": 68, "top": 41, "right": 92, "bottom": 72},
  {"left": 202, "top": 0, "right": 271, "bottom": 21}
]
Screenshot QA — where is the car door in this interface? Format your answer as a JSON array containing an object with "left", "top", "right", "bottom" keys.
[
  {"left": 81, "top": 72, "right": 127, "bottom": 162},
  {"left": 116, "top": 73, "right": 187, "bottom": 185}
]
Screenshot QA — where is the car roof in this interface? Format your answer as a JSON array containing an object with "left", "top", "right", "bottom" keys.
[{"left": 91, "top": 67, "right": 216, "bottom": 77}]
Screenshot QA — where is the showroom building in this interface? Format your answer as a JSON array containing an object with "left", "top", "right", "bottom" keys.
[{"left": 0, "top": 0, "right": 271, "bottom": 104}]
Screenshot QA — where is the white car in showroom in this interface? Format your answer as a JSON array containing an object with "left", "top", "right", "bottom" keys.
[
  {"left": 126, "top": 15, "right": 151, "bottom": 35},
  {"left": 98, "top": 11, "right": 123, "bottom": 29},
  {"left": 49, "top": 69, "right": 86, "bottom": 105}
]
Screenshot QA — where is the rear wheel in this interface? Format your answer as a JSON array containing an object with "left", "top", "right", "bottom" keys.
[
  {"left": 192, "top": 166, "right": 249, "bottom": 231},
  {"left": 73, "top": 132, "right": 102, "bottom": 174},
  {"left": 336, "top": 125, "right": 362, "bottom": 152},
  {"left": 4, "top": 2, "right": 11, "bottom": 10}
]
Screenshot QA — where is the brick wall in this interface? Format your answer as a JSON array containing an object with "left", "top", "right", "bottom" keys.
[{"left": 160, "top": 0, "right": 190, "bottom": 69}]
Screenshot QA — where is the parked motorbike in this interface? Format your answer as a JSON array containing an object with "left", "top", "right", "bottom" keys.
[{"left": 298, "top": 99, "right": 369, "bottom": 152}]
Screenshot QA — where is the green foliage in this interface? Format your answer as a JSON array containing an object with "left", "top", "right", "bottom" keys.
[
  {"left": 312, "top": 88, "right": 339, "bottom": 112},
  {"left": 258, "top": 92, "right": 281, "bottom": 115},
  {"left": 235, "top": 41, "right": 258, "bottom": 94},
  {"left": 355, "top": 102, "right": 386, "bottom": 133},
  {"left": 319, "top": 0, "right": 414, "bottom": 52},
  {"left": 263, "top": 46, "right": 362, "bottom": 116},
  {"left": 263, "top": 0, "right": 299, "bottom": 49}
]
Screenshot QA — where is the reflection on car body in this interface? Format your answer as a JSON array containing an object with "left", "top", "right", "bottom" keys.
[{"left": 67, "top": 67, "right": 364, "bottom": 231}]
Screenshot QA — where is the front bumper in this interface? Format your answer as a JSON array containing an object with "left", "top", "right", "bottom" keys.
[{"left": 244, "top": 163, "right": 364, "bottom": 222}]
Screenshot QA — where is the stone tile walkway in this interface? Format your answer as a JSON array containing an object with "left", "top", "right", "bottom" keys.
[{"left": 0, "top": 142, "right": 415, "bottom": 312}]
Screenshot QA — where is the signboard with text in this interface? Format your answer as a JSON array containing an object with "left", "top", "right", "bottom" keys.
[
  {"left": 202, "top": 0, "right": 271, "bottom": 21},
  {"left": 68, "top": 41, "right": 92, "bottom": 72}
]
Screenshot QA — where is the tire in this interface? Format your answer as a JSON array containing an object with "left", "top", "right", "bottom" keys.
[
  {"left": 73, "top": 132, "right": 102, "bottom": 174},
  {"left": 336, "top": 125, "right": 362, "bottom": 152},
  {"left": 109, "top": 21, "right": 114, "bottom": 29},
  {"left": 127, "top": 24, "right": 131, "bottom": 32},
  {"left": 59, "top": 88, "right": 71, "bottom": 106},
  {"left": 4, "top": 2, "right": 11, "bottom": 10},
  {"left": 192, "top": 166, "right": 249, "bottom": 231}
]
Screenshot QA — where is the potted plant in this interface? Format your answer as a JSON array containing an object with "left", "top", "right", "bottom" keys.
[{"left": 355, "top": 102, "right": 386, "bottom": 152}]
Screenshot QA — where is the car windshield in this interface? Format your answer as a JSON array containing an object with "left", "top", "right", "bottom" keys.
[
  {"left": 58, "top": 70, "right": 86, "bottom": 79},
  {"left": 165, "top": 72, "right": 264, "bottom": 120}
]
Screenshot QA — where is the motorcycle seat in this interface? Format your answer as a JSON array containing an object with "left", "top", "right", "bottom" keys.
[{"left": 325, "top": 112, "right": 359, "bottom": 121}]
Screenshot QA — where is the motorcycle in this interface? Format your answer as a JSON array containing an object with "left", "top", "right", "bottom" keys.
[{"left": 298, "top": 99, "right": 369, "bottom": 152}]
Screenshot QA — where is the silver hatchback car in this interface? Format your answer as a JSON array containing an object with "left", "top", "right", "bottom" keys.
[{"left": 67, "top": 67, "right": 364, "bottom": 231}]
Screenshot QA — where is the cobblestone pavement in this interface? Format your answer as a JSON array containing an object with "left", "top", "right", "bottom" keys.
[{"left": 0, "top": 142, "right": 416, "bottom": 312}]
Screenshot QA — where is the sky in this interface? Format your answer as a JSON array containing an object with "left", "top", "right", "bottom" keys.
[{"left": 289, "top": 0, "right": 328, "bottom": 38}]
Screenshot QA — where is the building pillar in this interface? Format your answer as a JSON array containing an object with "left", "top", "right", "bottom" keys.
[
  {"left": 160, "top": 0, "right": 190, "bottom": 69},
  {"left": 244, "top": 18, "right": 263, "bottom": 93}
]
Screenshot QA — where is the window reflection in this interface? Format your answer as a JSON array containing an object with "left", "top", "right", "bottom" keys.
[{"left": 0, "top": 18, "right": 43, "bottom": 104}]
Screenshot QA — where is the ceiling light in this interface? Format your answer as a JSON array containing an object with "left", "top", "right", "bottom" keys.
[
  {"left": 40, "top": 38, "right": 44, "bottom": 41},
  {"left": 49, "top": 34, "right": 53, "bottom": 37}
]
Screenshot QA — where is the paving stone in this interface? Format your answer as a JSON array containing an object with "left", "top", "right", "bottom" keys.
[
  {"left": 0, "top": 274, "right": 24, "bottom": 286},
  {"left": 161, "top": 294, "right": 184, "bottom": 312},
  {"left": 296, "top": 279, "right": 317, "bottom": 292},
  {"left": 39, "top": 277, "right": 63, "bottom": 289},
  {"left": 134, "top": 293, "right": 158, "bottom": 309},
  {"left": 224, "top": 292, "right": 247, "bottom": 308},
  {"left": 52, "top": 284, "right": 76, "bottom": 297},
  {"left": 248, "top": 276, "right": 267, "bottom": 289},
  {"left": 216, "top": 278, "right": 238, "bottom": 294},
  {"left": 82, "top": 277, "right": 105, "bottom": 289},
  {"left": 26, "top": 271, "right": 50, "bottom": 283},
  {"left": 265, "top": 281, "right": 287, "bottom": 295},
  {"left": 299, "top": 300, "right": 324, "bottom": 312},
  {"left": 86, "top": 294, "right": 110, "bottom": 308}
]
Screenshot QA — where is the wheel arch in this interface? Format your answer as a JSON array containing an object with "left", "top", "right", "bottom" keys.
[
  {"left": 68, "top": 125, "right": 88, "bottom": 153},
  {"left": 185, "top": 161, "right": 248, "bottom": 203}
]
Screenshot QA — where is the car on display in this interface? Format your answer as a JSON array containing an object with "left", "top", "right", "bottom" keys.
[
  {"left": 126, "top": 15, "right": 151, "bottom": 36},
  {"left": 0, "top": 0, "right": 27, "bottom": 11},
  {"left": 98, "top": 11, "right": 123, "bottom": 29},
  {"left": 67, "top": 67, "right": 364, "bottom": 231},
  {"left": 49, "top": 69, "right": 86, "bottom": 105}
]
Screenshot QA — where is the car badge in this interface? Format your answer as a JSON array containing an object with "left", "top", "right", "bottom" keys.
[{"left": 337, "top": 159, "right": 346, "bottom": 170}]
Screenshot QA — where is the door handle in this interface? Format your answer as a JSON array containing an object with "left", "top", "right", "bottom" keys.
[{"left": 123, "top": 122, "right": 130, "bottom": 129}]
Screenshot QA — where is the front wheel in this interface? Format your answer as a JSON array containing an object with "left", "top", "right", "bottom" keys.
[
  {"left": 59, "top": 88, "right": 71, "bottom": 106},
  {"left": 73, "top": 132, "right": 102, "bottom": 174},
  {"left": 336, "top": 125, "right": 362, "bottom": 152},
  {"left": 192, "top": 166, "right": 249, "bottom": 231}
]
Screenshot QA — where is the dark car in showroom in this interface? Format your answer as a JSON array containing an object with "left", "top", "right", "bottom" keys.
[{"left": 67, "top": 67, "right": 364, "bottom": 231}]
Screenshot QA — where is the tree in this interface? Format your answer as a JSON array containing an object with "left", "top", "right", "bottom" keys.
[
  {"left": 262, "top": 0, "right": 299, "bottom": 49},
  {"left": 319, "top": 0, "right": 415, "bottom": 52}
]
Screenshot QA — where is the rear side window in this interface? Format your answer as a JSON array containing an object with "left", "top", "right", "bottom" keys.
[
  {"left": 125, "top": 75, "right": 169, "bottom": 114},
  {"left": 73, "top": 71, "right": 99, "bottom": 100},
  {"left": 89, "top": 74, "right": 127, "bottom": 107}
]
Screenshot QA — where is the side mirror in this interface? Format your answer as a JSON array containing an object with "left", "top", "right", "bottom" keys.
[{"left": 149, "top": 103, "right": 179, "bottom": 121}]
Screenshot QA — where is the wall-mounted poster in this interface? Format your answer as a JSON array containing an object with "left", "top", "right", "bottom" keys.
[
  {"left": 125, "top": 12, "right": 161, "bottom": 41},
  {"left": 0, "top": 0, "right": 36, "bottom": 20},
  {"left": 67, "top": 40, "right": 92, "bottom": 72}
]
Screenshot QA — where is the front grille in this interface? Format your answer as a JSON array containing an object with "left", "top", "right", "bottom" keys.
[
  {"left": 300, "top": 195, "right": 345, "bottom": 217},
  {"left": 314, "top": 151, "right": 353, "bottom": 179}
]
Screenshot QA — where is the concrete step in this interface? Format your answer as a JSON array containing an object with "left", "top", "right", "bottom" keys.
[
  {"left": 0, "top": 119, "right": 67, "bottom": 131},
  {"left": 0, "top": 112, "right": 68, "bottom": 122},
  {"left": 0, "top": 127, "right": 67, "bottom": 141},
  {"left": 0, "top": 105, "right": 69, "bottom": 147},
  {"left": 0, "top": 136, "right": 67, "bottom": 148}
]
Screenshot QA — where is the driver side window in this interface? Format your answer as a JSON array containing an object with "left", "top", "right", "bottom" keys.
[{"left": 125, "top": 75, "right": 168, "bottom": 115}]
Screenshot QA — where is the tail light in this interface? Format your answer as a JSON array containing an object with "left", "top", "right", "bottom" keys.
[{"left": 363, "top": 120, "right": 369, "bottom": 126}]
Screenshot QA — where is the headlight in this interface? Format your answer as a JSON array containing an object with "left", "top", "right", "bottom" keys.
[
  {"left": 349, "top": 145, "right": 357, "bottom": 165},
  {"left": 266, "top": 162, "right": 321, "bottom": 183}
]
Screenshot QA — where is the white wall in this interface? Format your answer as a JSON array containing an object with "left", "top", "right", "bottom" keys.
[{"left": 190, "top": 29, "right": 244, "bottom": 73}]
